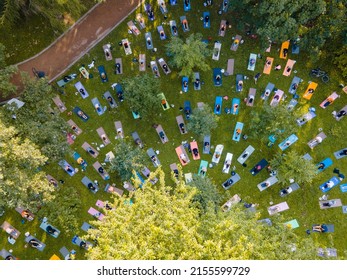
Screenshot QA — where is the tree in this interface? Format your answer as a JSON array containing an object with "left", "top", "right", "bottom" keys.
[
  {"left": 109, "top": 139, "right": 147, "bottom": 181},
  {"left": 0, "top": 117, "right": 55, "bottom": 210},
  {"left": 189, "top": 175, "right": 221, "bottom": 213},
  {"left": 39, "top": 185, "right": 82, "bottom": 234},
  {"left": 122, "top": 74, "right": 161, "bottom": 117},
  {"left": 1, "top": 74, "right": 70, "bottom": 161},
  {"left": 248, "top": 104, "right": 298, "bottom": 143},
  {"left": 334, "top": 45, "right": 347, "bottom": 78},
  {"left": 270, "top": 151, "right": 317, "bottom": 185},
  {"left": 83, "top": 168, "right": 318, "bottom": 260},
  {"left": 0, "top": 0, "right": 86, "bottom": 31},
  {"left": 186, "top": 104, "right": 218, "bottom": 140},
  {"left": 0, "top": 43, "right": 17, "bottom": 98},
  {"left": 166, "top": 33, "right": 211, "bottom": 78}
]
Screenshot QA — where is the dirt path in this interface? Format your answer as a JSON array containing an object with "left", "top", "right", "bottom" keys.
[{"left": 10, "top": 0, "right": 143, "bottom": 93}]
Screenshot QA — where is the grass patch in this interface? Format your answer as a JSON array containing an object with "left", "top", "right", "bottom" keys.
[{"left": 1, "top": 2, "right": 346, "bottom": 260}]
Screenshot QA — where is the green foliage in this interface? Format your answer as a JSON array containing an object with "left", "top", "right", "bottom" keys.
[
  {"left": 333, "top": 45, "right": 347, "bottom": 78},
  {"left": 109, "top": 139, "right": 147, "bottom": 181},
  {"left": 186, "top": 104, "right": 218, "bottom": 140},
  {"left": 39, "top": 185, "right": 82, "bottom": 234},
  {"left": 84, "top": 168, "right": 317, "bottom": 260},
  {"left": 166, "top": 33, "right": 211, "bottom": 78},
  {"left": 0, "top": 117, "right": 55, "bottom": 209},
  {"left": 122, "top": 74, "right": 161, "bottom": 118},
  {"left": 249, "top": 104, "right": 298, "bottom": 143},
  {"left": 1, "top": 74, "right": 70, "bottom": 161},
  {"left": 270, "top": 151, "right": 317, "bottom": 185},
  {"left": 0, "top": 0, "right": 86, "bottom": 31},
  {"left": 190, "top": 175, "right": 221, "bottom": 213},
  {"left": 0, "top": 43, "right": 17, "bottom": 97}
]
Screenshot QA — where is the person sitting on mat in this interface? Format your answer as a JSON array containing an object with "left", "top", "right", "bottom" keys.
[{"left": 312, "top": 224, "right": 328, "bottom": 233}]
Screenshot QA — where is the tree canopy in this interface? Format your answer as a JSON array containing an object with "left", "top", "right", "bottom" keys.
[
  {"left": 270, "top": 151, "right": 317, "bottom": 185},
  {"left": 0, "top": 117, "right": 55, "bottom": 209},
  {"left": 0, "top": 0, "right": 86, "bottom": 31},
  {"left": 109, "top": 139, "right": 147, "bottom": 181},
  {"left": 187, "top": 104, "right": 218, "bottom": 140},
  {"left": 83, "top": 168, "right": 318, "bottom": 260},
  {"left": 166, "top": 33, "right": 211, "bottom": 79},
  {"left": 1, "top": 74, "right": 70, "bottom": 161},
  {"left": 122, "top": 74, "right": 161, "bottom": 118},
  {"left": 248, "top": 104, "right": 298, "bottom": 143},
  {"left": 0, "top": 43, "right": 17, "bottom": 98}
]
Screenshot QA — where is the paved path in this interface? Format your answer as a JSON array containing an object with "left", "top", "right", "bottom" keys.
[{"left": 10, "top": 0, "right": 143, "bottom": 92}]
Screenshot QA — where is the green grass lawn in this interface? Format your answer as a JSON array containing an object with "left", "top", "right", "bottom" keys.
[{"left": 1, "top": 1, "right": 346, "bottom": 260}]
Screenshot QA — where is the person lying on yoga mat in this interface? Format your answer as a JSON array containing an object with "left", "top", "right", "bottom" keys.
[
  {"left": 308, "top": 88, "right": 314, "bottom": 94},
  {"left": 29, "top": 239, "right": 42, "bottom": 248},
  {"left": 280, "top": 186, "right": 293, "bottom": 196},
  {"left": 107, "top": 96, "right": 115, "bottom": 106},
  {"left": 65, "top": 165, "right": 74, "bottom": 173},
  {"left": 236, "top": 128, "right": 241, "bottom": 136},
  {"left": 215, "top": 104, "right": 221, "bottom": 113},
  {"left": 193, "top": 148, "right": 199, "bottom": 157},
  {"left": 49, "top": 178, "right": 58, "bottom": 187},
  {"left": 115, "top": 63, "right": 121, "bottom": 73},
  {"left": 151, "top": 155, "right": 159, "bottom": 165},
  {"left": 200, "top": 166, "right": 207, "bottom": 176},
  {"left": 77, "top": 110, "right": 88, "bottom": 119},
  {"left": 339, "top": 149, "right": 347, "bottom": 156},
  {"left": 98, "top": 167, "right": 105, "bottom": 174},
  {"left": 46, "top": 225, "right": 58, "bottom": 236},
  {"left": 101, "top": 134, "right": 108, "bottom": 142},
  {"left": 88, "top": 183, "right": 96, "bottom": 191},
  {"left": 322, "top": 201, "right": 336, "bottom": 207},
  {"left": 312, "top": 224, "right": 328, "bottom": 233},
  {"left": 87, "top": 147, "right": 95, "bottom": 155},
  {"left": 322, "top": 180, "right": 334, "bottom": 190},
  {"left": 283, "top": 48, "right": 288, "bottom": 58},
  {"left": 180, "top": 153, "right": 187, "bottom": 163},
  {"left": 260, "top": 181, "right": 270, "bottom": 188},
  {"left": 318, "top": 162, "right": 325, "bottom": 170},
  {"left": 216, "top": 75, "right": 221, "bottom": 82},
  {"left": 292, "top": 83, "right": 298, "bottom": 90}
]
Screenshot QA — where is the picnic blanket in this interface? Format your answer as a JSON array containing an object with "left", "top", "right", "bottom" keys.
[
  {"left": 250, "top": 158, "right": 268, "bottom": 175},
  {"left": 320, "top": 92, "right": 339, "bottom": 109},
  {"left": 279, "top": 41, "right": 290, "bottom": 59},
  {"left": 334, "top": 148, "right": 347, "bottom": 159},
  {"left": 212, "top": 144, "right": 224, "bottom": 164},
  {"left": 25, "top": 235, "right": 46, "bottom": 251},
  {"left": 263, "top": 57, "right": 273, "bottom": 74},
  {"left": 175, "top": 145, "right": 190, "bottom": 166},
  {"left": 96, "top": 127, "right": 111, "bottom": 145},
  {"left": 81, "top": 142, "right": 98, "bottom": 158},
  {"left": 303, "top": 82, "right": 318, "bottom": 100},
  {"left": 297, "top": 111, "right": 316, "bottom": 126},
  {"left": 52, "top": 96, "right": 66, "bottom": 112},
  {"left": 247, "top": 53, "right": 257, "bottom": 71},
  {"left": 73, "top": 106, "right": 89, "bottom": 122},
  {"left": 40, "top": 221, "right": 60, "bottom": 238},
  {"left": 198, "top": 160, "right": 208, "bottom": 177},
  {"left": 237, "top": 145, "right": 255, "bottom": 165},
  {"left": 278, "top": 134, "right": 298, "bottom": 151},
  {"left": 270, "top": 89, "right": 284, "bottom": 106},
  {"left": 93, "top": 161, "right": 110, "bottom": 180},
  {"left": 91, "top": 97, "right": 105, "bottom": 116},
  {"left": 257, "top": 176, "right": 279, "bottom": 191},
  {"left": 156, "top": 125, "right": 169, "bottom": 143},
  {"left": 214, "top": 96, "right": 223, "bottom": 115},
  {"left": 222, "top": 152, "right": 233, "bottom": 173},
  {"left": 246, "top": 88, "right": 256, "bottom": 106},
  {"left": 283, "top": 59, "right": 296, "bottom": 76},
  {"left": 261, "top": 82, "right": 275, "bottom": 100},
  {"left": 319, "top": 199, "right": 342, "bottom": 209},
  {"left": 230, "top": 35, "right": 242, "bottom": 51},
  {"left": 203, "top": 135, "right": 211, "bottom": 154},
  {"left": 81, "top": 176, "right": 99, "bottom": 193},
  {"left": 222, "top": 173, "right": 241, "bottom": 190},
  {"left": 268, "top": 202, "right": 289, "bottom": 215},
  {"left": 147, "top": 148, "right": 161, "bottom": 167},
  {"left": 308, "top": 132, "right": 326, "bottom": 149},
  {"left": 58, "top": 160, "right": 75, "bottom": 176},
  {"left": 232, "top": 122, "right": 244, "bottom": 142},
  {"left": 212, "top": 42, "right": 221, "bottom": 60},
  {"left": 319, "top": 176, "right": 340, "bottom": 193}
]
